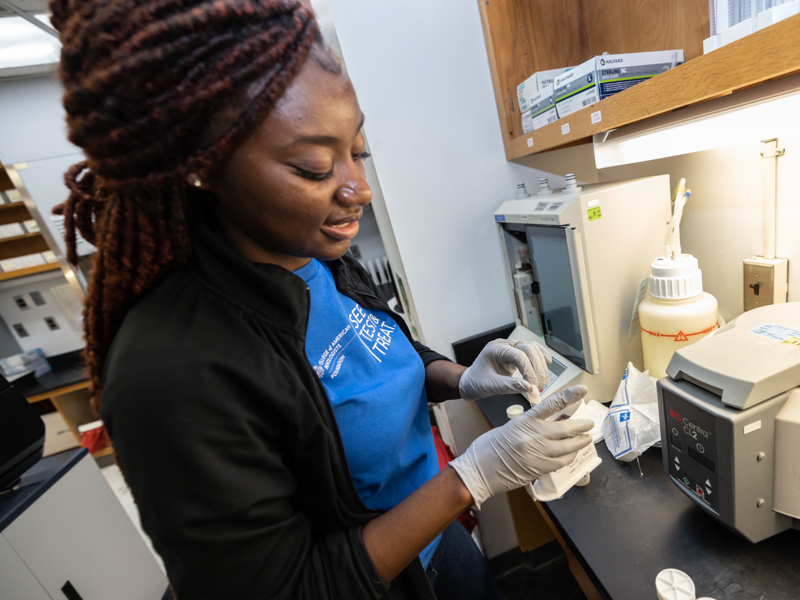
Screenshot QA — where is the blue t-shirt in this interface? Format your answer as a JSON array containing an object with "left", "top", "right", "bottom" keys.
[{"left": 294, "top": 259, "right": 441, "bottom": 568}]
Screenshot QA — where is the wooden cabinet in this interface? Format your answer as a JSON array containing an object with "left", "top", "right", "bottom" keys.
[{"left": 478, "top": 0, "right": 800, "bottom": 159}]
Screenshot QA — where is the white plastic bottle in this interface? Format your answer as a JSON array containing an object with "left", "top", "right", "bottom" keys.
[{"left": 639, "top": 254, "right": 718, "bottom": 379}]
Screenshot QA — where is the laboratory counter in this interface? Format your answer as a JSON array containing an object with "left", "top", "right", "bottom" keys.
[
  {"left": 12, "top": 350, "right": 88, "bottom": 401},
  {"left": 476, "top": 393, "right": 800, "bottom": 600}
]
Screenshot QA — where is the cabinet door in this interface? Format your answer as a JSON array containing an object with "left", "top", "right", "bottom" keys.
[
  {"left": 4, "top": 454, "right": 167, "bottom": 600},
  {"left": 0, "top": 535, "right": 50, "bottom": 600}
]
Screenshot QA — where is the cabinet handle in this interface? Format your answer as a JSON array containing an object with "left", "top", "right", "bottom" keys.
[{"left": 61, "top": 581, "right": 85, "bottom": 600}]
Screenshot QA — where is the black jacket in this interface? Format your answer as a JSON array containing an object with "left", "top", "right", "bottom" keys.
[{"left": 101, "top": 224, "right": 450, "bottom": 599}]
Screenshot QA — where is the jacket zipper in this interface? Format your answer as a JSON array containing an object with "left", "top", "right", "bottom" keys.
[{"left": 301, "top": 284, "right": 378, "bottom": 517}]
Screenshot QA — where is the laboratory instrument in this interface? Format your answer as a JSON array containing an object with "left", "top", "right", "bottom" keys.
[
  {"left": 657, "top": 302, "right": 800, "bottom": 542},
  {"left": 495, "top": 175, "right": 672, "bottom": 403}
]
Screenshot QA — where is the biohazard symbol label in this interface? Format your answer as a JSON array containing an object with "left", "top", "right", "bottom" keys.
[{"left": 674, "top": 331, "right": 689, "bottom": 342}]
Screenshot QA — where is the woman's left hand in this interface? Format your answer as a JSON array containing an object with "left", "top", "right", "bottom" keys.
[{"left": 458, "top": 339, "right": 552, "bottom": 403}]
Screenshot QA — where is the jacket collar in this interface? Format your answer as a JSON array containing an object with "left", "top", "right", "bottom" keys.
[
  {"left": 189, "top": 223, "right": 313, "bottom": 335},
  {"left": 188, "top": 223, "right": 382, "bottom": 335}
]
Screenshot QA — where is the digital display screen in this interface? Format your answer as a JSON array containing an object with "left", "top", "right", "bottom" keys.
[
  {"left": 525, "top": 225, "right": 586, "bottom": 371},
  {"left": 688, "top": 446, "right": 716, "bottom": 473},
  {"left": 543, "top": 358, "right": 567, "bottom": 393}
]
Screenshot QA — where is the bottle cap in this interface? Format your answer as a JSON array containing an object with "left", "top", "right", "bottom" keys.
[
  {"left": 506, "top": 404, "right": 524, "bottom": 419},
  {"left": 649, "top": 254, "right": 703, "bottom": 300},
  {"left": 656, "top": 568, "right": 696, "bottom": 600},
  {"left": 515, "top": 183, "right": 531, "bottom": 198},
  {"left": 562, "top": 173, "right": 582, "bottom": 193}
]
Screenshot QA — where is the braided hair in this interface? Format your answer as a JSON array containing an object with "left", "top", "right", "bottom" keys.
[{"left": 50, "top": 0, "right": 325, "bottom": 412}]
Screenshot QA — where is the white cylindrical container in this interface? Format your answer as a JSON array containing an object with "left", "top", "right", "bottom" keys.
[
  {"left": 506, "top": 404, "right": 524, "bottom": 420},
  {"left": 639, "top": 254, "right": 718, "bottom": 379},
  {"left": 655, "top": 568, "right": 696, "bottom": 600}
]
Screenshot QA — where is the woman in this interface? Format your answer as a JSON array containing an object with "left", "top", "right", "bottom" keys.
[{"left": 51, "top": 1, "right": 593, "bottom": 598}]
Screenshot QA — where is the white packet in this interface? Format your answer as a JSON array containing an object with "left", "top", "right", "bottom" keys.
[{"left": 602, "top": 362, "right": 661, "bottom": 462}]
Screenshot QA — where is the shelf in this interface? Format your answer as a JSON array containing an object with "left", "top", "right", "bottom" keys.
[
  {"left": 0, "top": 164, "right": 13, "bottom": 191},
  {"left": 0, "top": 231, "right": 49, "bottom": 261},
  {"left": 478, "top": 0, "right": 800, "bottom": 160},
  {"left": 510, "top": 15, "right": 800, "bottom": 158},
  {"left": 0, "top": 202, "right": 31, "bottom": 225},
  {"left": 0, "top": 262, "right": 59, "bottom": 282}
]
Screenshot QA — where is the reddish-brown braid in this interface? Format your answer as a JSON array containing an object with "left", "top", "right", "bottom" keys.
[{"left": 49, "top": 0, "right": 319, "bottom": 412}]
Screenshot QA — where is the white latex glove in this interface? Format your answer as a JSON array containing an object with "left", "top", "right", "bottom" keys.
[
  {"left": 458, "top": 339, "right": 552, "bottom": 403},
  {"left": 449, "top": 385, "right": 593, "bottom": 509}
]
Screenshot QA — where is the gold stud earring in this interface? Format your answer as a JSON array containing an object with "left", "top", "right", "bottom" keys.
[{"left": 187, "top": 173, "right": 203, "bottom": 188}]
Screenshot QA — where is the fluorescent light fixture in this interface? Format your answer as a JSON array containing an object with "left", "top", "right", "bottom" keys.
[
  {"left": 593, "top": 72, "right": 800, "bottom": 169},
  {"left": 0, "top": 14, "right": 60, "bottom": 71}
]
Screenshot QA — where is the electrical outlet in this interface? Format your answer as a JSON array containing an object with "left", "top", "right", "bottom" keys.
[
  {"left": 743, "top": 257, "right": 789, "bottom": 312},
  {"left": 13, "top": 295, "right": 30, "bottom": 310}
]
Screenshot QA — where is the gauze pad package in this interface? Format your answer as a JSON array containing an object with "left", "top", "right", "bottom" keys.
[{"left": 602, "top": 362, "right": 661, "bottom": 461}]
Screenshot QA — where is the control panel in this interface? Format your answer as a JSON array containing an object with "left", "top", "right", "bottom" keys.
[{"left": 661, "top": 389, "right": 720, "bottom": 514}]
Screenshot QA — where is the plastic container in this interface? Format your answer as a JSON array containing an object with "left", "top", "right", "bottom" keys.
[
  {"left": 655, "top": 568, "right": 696, "bottom": 600},
  {"left": 655, "top": 568, "right": 718, "bottom": 600},
  {"left": 639, "top": 254, "right": 718, "bottom": 379},
  {"left": 506, "top": 404, "right": 525, "bottom": 420},
  {"left": 528, "top": 400, "right": 602, "bottom": 501}
]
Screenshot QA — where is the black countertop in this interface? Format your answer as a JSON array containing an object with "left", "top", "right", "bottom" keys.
[
  {"left": 13, "top": 350, "right": 88, "bottom": 399},
  {"left": 476, "top": 393, "right": 800, "bottom": 600}
]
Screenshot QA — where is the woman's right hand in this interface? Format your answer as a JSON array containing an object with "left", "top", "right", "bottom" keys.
[{"left": 449, "top": 385, "right": 593, "bottom": 509}]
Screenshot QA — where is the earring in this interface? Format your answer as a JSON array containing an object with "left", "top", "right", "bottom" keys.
[{"left": 187, "top": 173, "right": 203, "bottom": 188}]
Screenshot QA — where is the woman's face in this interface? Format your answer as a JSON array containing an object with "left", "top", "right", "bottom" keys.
[{"left": 210, "top": 53, "right": 372, "bottom": 271}]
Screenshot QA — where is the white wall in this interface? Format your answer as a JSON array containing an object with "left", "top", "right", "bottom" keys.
[{"left": 0, "top": 76, "right": 76, "bottom": 165}]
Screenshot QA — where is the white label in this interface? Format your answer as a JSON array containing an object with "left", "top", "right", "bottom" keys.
[
  {"left": 587, "top": 199, "right": 600, "bottom": 208},
  {"left": 744, "top": 421, "right": 762, "bottom": 435},
  {"left": 527, "top": 138, "right": 534, "bottom": 147},
  {"left": 561, "top": 123, "right": 570, "bottom": 135},
  {"left": 591, "top": 110, "right": 602, "bottom": 124},
  {"left": 749, "top": 323, "right": 800, "bottom": 341},
  {"left": 628, "top": 277, "right": 649, "bottom": 340}
]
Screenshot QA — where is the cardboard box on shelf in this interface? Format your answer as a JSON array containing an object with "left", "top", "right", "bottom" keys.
[
  {"left": 41, "top": 411, "right": 81, "bottom": 457},
  {"left": 554, "top": 50, "right": 684, "bottom": 119},
  {"left": 517, "top": 66, "right": 570, "bottom": 113}
]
